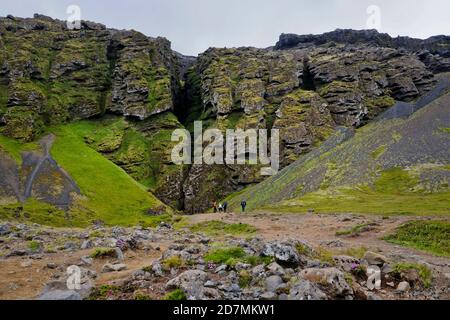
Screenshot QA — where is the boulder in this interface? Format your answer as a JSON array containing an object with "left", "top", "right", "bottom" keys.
[
  {"left": 289, "top": 280, "right": 327, "bottom": 300},
  {"left": 265, "top": 275, "right": 284, "bottom": 292},
  {"left": 166, "top": 270, "right": 208, "bottom": 300},
  {"left": 261, "top": 241, "right": 303, "bottom": 267},
  {"left": 299, "top": 267, "right": 353, "bottom": 298},
  {"left": 363, "top": 251, "right": 388, "bottom": 266}
]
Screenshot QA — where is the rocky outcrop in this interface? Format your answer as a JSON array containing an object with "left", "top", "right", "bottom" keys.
[
  {"left": 0, "top": 14, "right": 181, "bottom": 142},
  {"left": 1, "top": 16, "right": 449, "bottom": 213},
  {"left": 0, "top": 134, "right": 80, "bottom": 207}
]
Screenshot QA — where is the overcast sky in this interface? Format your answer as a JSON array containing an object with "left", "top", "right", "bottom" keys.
[{"left": 1, "top": 0, "right": 449, "bottom": 55}]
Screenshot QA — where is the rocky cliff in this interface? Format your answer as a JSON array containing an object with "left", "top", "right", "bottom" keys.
[{"left": 1, "top": 14, "right": 449, "bottom": 217}]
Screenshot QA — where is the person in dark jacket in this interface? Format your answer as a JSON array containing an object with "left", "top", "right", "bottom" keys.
[
  {"left": 241, "top": 200, "right": 247, "bottom": 212},
  {"left": 222, "top": 202, "right": 228, "bottom": 213}
]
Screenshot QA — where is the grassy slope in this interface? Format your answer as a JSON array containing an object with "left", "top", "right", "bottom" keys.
[
  {"left": 226, "top": 93, "right": 450, "bottom": 216},
  {"left": 384, "top": 220, "right": 450, "bottom": 258},
  {"left": 0, "top": 121, "right": 172, "bottom": 227}
]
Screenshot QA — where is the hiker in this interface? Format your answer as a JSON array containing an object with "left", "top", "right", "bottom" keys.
[
  {"left": 222, "top": 201, "right": 228, "bottom": 213},
  {"left": 213, "top": 201, "right": 218, "bottom": 213},
  {"left": 241, "top": 200, "right": 247, "bottom": 212},
  {"left": 218, "top": 203, "right": 223, "bottom": 212}
]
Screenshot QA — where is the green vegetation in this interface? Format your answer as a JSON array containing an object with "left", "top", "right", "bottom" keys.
[
  {"left": 392, "top": 262, "right": 433, "bottom": 288},
  {"left": 134, "top": 292, "right": 152, "bottom": 300},
  {"left": 340, "top": 247, "right": 368, "bottom": 259},
  {"left": 238, "top": 270, "right": 252, "bottom": 288},
  {"left": 312, "top": 246, "right": 335, "bottom": 265},
  {"left": 189, "top": 221, "right": 257, "bottom": 237},
  {"left": 265, "top": 187, "right": 450, "bottom": 216},
  {"left": 47, "top": 121, "right": 171, "bottom": 226},
  {"left": 204, "top": 246, "right": 272, "bottom": 267},
  {"left": 88, "top": 285, "right": 121, "bottom": 300},
  {"left": 384, "top": 220, "right": 450, "bottom": 257},
  {"left": 0, "top": 199, "right": 78, "bottom": 226},
  {"left": 161, "top": 256, "right": 185, "bottom": 270},
  {"left": 90, "top": 247, "right": 116, "bottom": 259},
  {"left": 27, "top": 240, "right": 41, "bottom": 252},
  {"left": 374, "top": 168, "right": 419, "bottom": 194},
  {"left": 164, "top": 289, "right": 187, "bottom": 301},
  {"left": 0, "top": 134, "right": 39, "bottom": 164},
  {"left": 204, "top": 247, "right": 246, "bottom": 265},
  {"left": 335, "top": 222, "right": 376, "bottom": 237},
  {"left": 371, "top": 145, "right": 387, "bottom": 159}
]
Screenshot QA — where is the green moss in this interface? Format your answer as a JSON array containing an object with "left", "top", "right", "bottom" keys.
[
  {"left": 384, "top": 220, "right": 450, "bottom": 258},
  {"left": 371, "top": 145, "right": 387, "bottom": 159},
  {"left": 0, "top": 199, "right": 81, "bottom": 227},
  {"left": 90, "top": 247, "right": 116, "bottom": 259},
  {"left": 364, "top": 96, "right": 396, "bottom": 116},
  {"left": 189, "top": 221, "right": 256, "bottom": 237},
  {"left": 392, "top": 262, "right": 432, "bottom": 288},
  {"left": 204, "top": 247, "right": 246, "bottom": 265},
  {"left": 162, "top": 256, "right": 185, "bottom": 270},
  {"left": 164, "top": 289, "right": 187, "bottom": 300},
  {"left": 374, "top": 168, "right": 419, "bottom": 194},
  {"left": 238, "top": 270, "right": 252, "bottom": 288},
  {"left": 438, "top": 127, "right": 450, "bottom": 134}
]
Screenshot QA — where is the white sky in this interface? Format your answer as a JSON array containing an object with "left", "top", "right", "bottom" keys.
[{"left": 1, "top": 0, "right": 449, "bottom": 56}]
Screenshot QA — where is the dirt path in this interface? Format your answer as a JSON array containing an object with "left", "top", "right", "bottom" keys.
[
  {"left": 184, "top": 212, "right": 450, "bottom": 272},
  {"left": 0, "top": 241, "right": 172, "bottom": 300}
]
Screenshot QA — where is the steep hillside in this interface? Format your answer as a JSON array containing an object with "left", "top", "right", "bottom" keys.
[
  {"left": 1, "top": 14, "right": 449, "bottom": 215},
  {"left": 226, "top": 77, "right": 450, "bottom": 215},
  {"left": 0, "top": 120, "right": 171, "bottom": 227}
]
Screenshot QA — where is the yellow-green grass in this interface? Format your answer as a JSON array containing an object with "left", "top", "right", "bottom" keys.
[
  {"left": 384, "top": 220, "right": 450, "bottom": 258},
  {"left": 0, "top": 134, "right": 39, "bottom": 164},
  {"left": 0, "top": 120, "right": 171, "bottom": 227},
  {"left": 188, "top": 220, "right": 257, "bottom": 237},
  {"left": 262, "top": 187, "right": 450, "bottom": 216},
  {"left": 47, "top": 121, "right": 171, "bottom": 226}
]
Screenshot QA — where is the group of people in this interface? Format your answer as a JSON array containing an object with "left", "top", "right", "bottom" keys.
[
  {"left": 212, "top": 200, "right": 247, "bottom": 213},
  {"left": 212, "top": 201, "right": 228, "bottom": 213}
]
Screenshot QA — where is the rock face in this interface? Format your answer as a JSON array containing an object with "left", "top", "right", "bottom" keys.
[
  {"left": 0, "top": 15, "right": 181, "bottom": 142},
  {"left": 0, "top": 134, "right": 80, "bottom": 207},
  {"left": 1, "top": 15, "right": 449, "bottom": 212}
]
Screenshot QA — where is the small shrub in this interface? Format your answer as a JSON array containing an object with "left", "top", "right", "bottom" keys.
[
  {"left": 90, "top": 247, "right": 116, "bottom": 259},
  {"left": 162, "top": 256, "right": 184, "bottom": 270},
  {"left": 134, "top": 292, "right": 152, "bottom": 300},
  {"left": 314, "top": 247, "right": 335, "bottom": 265},
  {"left": 392, "top": 263, "right": 432, "bottom": 288},
  {"left": 238, "top": 270, "right": 252, "bottom": 288},
  {"left": 27, "top": 241, "right": 41, "bottom": 252},
  {"left": 164, "top": 289, "right": 187, "bottom": 300},
  {"left": 341, "top": 247, "right": 368, "bottom": 259},
  {"left": 204, "top": 247, "right": 246, "bottom": 265}
]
